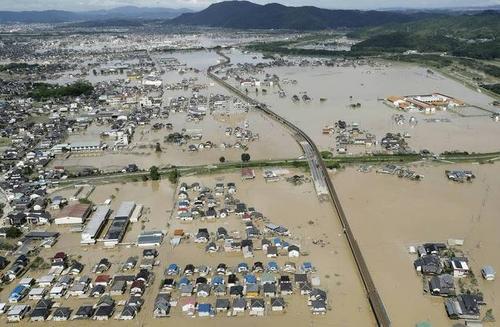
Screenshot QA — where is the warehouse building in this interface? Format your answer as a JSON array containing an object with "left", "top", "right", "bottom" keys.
[{"left": 81, "top": 205, "right": 111, "bottom": 244}]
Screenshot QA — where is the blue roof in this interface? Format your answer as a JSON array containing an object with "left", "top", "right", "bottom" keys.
[
  {"left": 179, "top": 277, "right": 190, "bottom": 285},
  {"left": 302, "top": 262, "right": 313, "bottom": 268},
  {"left": 168, "top": 263, "right": 178, "bottom": 270},
  {"left": 198, "top": 303, "right": 211, "bottom": 312},
  {"left": 244, "top": 274, "right": 257, "bottom": 284},
  {"left": 10, "top": 284, "right": 27, "bottom": 298},
  {"left": 267, "top": 261, "right": 279, "bottom": 268},
  {"left": 212, "top": 276, "right": 224, "bottom": 285},
  {"left": 238, "top": 262, "right": 248, "bottom": 268}
]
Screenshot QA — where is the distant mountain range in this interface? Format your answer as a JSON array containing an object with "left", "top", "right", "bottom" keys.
[
  {"left": 0, "top": 6, "right": 192, "bottom": 23},
  {"left": 167, "top": 1, "right": 439, "bottom": 30},
  {"left": 1, "top": 1, "right": 497, "bottom": 30}
]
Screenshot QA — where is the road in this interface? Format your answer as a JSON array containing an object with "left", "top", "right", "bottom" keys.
[{"left": 208, "top": 49, "right": 391, "bottom": 327}]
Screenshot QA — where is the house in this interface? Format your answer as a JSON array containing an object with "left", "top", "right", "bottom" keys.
[
  {"left": 253, "top": 261, "right": 264, "bottom": 273},
  {"left": 197, "top": 283, "right": 211, "bottom": 297},
  {"left": 482, "top": 265, "right": 496, "bottom": 281},
  {"left": 68, "top": 283, "right": 88, "bottom": 297},
  {"left": 49, "top": 285, "right": 67, "bottom": 298},
  {"left": 198, "top": 303, "right": 212, "bottom": 317},
  {"left": 96, "top": 258, "right": 111, "bottom": 273},
  {"left": 429, "top": 274, "right": 455, "bottom": 296},
  {"left": 30, "top": 307, "right": 50, "bottom": 322},
  {"left": 271, "top": 297, "right": 286, "bottom": 311},
  {"left": 123, "top": 256, "right": 138, "bottom": 271},
  {"left": 166, "top": 263, "right": 179, "bottom": 275},
  {"left": 215, "top": 298, "right": 230, "bottom": 313},
  {"left": 161, "top": 278, "right": 176, "bottom": 291},
  {"left": 180, "top": 284, "right": 194, "bottom": 296},
  {"left": 205, "top": 282, "right": 221, "bottom": 296},
  {"left": 295, "top": 273, "right": 308, "bottom": 285},
  {"left": 266, "top": 245, "right": 278, "bottom": 258},
  {"left": 74, "top": 305, "right": 94, "bottom": 320},
  {"left": 181, "top": 296, "right": 196, "bottom": 316},
  {"left": 241, "top": 168, "right": 255, "bottom": 180},
  {"left": 9, "top": 284, "right": 29, "bottom": 303},
  {"left": 445, "top": 294, "right": 482, "bottom": 320},
  {"left": 249, "top": 298, "right": 265, "bottom": 316},
  {"left": 130, "top": 280, "right": 145, "bottom": 295},
  {"left": 52, "top": 307, "right": 71, "bottom": 321},
  {"left": 232, "top": 298, "right": 246, "bottom": 314},
  {"left": 30, "top": 299, "right": 53, "bottom": 321},
  {"left": 414, "top": 255, "right": 442, "bottom": 275},
  {"left": 311, "top": 300, "right": 327, "bottom": 314},
  {"left": 309, "top": 288, "right": 327, "bottom": 302},
  {"left": 70, "top": 261, "right": 84, "bottom": 274},
  {"left": 110, "top": 280, "right": 127, "bottom": 295},
  {"left": 263, "top": 283, "right": 277, "bottom": 297},
  {"left": 206, "top": 242, "right": 218, "bottom": 253},
  {"left": 237, "top": 262, "right": 249, "bottom": 273},
  {"left": 267, "top": 261, "right": 279, "bottom": 272},
  {"left": 227, "top": 274, "right": 238, "bottom": 287},
  {"left": 90, "top": 284, "right": 106, "bottom": 297},
  {"left": 142, "top": 248, "right": 158, "bottom": 259},
  {"left": 230, "top": 285, "right": 244, "bottom": 297},
  {"left": 211, "top": 275, "right": 224, "bottom": 286},
  {"left": 93, "top": 296, "right": 115, "bottom": 320},
  {"left": 280, "top": 281, "right": 293, "bottom": 295},
  {"left": 300, "top": 282, "right": 313, "bottom": 295},
  {"left": 153, "top": 293, "right": 171, "bottom": 318},
  {"left": 195, "top": 228, "right": 210, "bottom": 243},
  {"left": 127, "top": 295, "right": 144, "bottom": 309},
  {"left": 288, "top": 245, "right": 300, "bottom": 257},
  {"left": 28, "top": 287, "right": 47, "bottom": 300},
  {"left": 246, "top": 283, "right": 259, "bottom": 298},
  {"left": 95, "top": 274, "right": 111, "bottom": 286},
  {"left": 261, "top": 272, "right": 276, "bottom": 285},
  {"left": 7, "top": 304, "right": 30, "bottom": 322},
  {"left": 301, "top": 262, "right": 314, "bottom": 273},
  {"left": 216, "top": 263, "right": 227, "bottom": 275},
  {"left": 451, "top": 258, "right": 470, "bottom": 278},
  {"left": 119, "top": 305, "right": 137, "bottom": 320}
]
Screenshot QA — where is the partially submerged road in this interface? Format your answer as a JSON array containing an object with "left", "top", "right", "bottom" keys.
[{"left": 208, "top": 50, "right": 391, "bottom": 327}]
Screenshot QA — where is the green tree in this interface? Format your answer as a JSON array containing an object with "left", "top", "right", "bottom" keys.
[
  {"left": 219, "top": 156, "right": 226, "bottom": 163},
  {"left": 241, "top": 153, "right": 251, "bottom": 162},
  {"left": 6, "top": 227, "right": 22, "bottom": 238},
  {"left": 149, "top": 166, "right": 160, "bottom": 181},
  {"left": 167, "top": 169, "right": 179, "bottom": 184}
]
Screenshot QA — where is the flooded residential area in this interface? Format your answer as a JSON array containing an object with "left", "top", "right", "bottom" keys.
[{"left": 0, "top": 1, "right": 499, "bottom": 327}]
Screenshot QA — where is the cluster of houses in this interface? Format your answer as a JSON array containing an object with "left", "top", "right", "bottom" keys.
[
  {"left": 153, "top": 260, "right": 327, "bottom": 317},
  {"left": 328, "top": 121, "right": 376, "bottom": 154},
  {"left": 446, "top": 170, "right": 475, "bottom": 183},
  {"left": 412, "top": 242, "right": 491, "bottom": 322},
  {"left": 380, "top": 132, "right": 410, "bottom": 153},
  {"left": 376, "top": 164, "right": 424, "bottom": 181},
  {"left": 175, "top": 181, "right": 301, "bottom": 258},
  {"left": 1, "top": 249, "right": 156, "bottom": 322}
]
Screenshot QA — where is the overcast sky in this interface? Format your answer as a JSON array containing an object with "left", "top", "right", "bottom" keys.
[{"left": 0, "top": 0, "right": 498, "bottom": 11}]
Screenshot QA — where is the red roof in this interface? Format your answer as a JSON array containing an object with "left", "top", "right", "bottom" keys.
[{"left": 95, "top": 275, "right": 111, "bottom": 283}]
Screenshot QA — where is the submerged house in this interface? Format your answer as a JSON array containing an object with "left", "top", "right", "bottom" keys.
[
  {"left": 445, "top": 294, "right": 482, "bottom": 320},
  {"left": 429, "top": 274, "right": 455, "bottom": 297},
  {"left": 414, "top": 255, "right": 442, "bottom": 275}
]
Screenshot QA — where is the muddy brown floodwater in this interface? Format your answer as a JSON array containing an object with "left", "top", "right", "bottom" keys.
[
  {"left": 234, "top": 61, "right": 500, "bottom": 154},
  {"left": 334, "top": 162, "right": 500, "bottom": 326}
]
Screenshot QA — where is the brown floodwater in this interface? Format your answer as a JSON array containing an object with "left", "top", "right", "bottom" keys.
[{"left": 334, "top": 162, "right": 500, "bottom": 326}]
